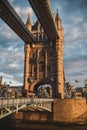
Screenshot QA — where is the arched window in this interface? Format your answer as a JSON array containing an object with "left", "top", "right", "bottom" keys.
[
  {"left": 31, "top": 50, "right": 36, "bottom": 58},
  {"left": 39, "top": 50, "right": 45, "bottom": 73},
  {"left": 39, "top": 50, "right": 45, "bottom": 58}
]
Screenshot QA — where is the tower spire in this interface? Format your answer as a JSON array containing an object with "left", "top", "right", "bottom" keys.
[
  {"left": 55, "top": 9, "right": 60, "bottom": 27},
  {"left": 55, "top": 8, "right": 60, "bottom": 21},
  {"left": 55, "top": 9, "right": 63, "bottom": 40},
  {"left": 26, "top": 13, "right": 32, "bottom": 31},
  {"left": 55, "top": 9, "right": 61, "bottom": 29},
  {"left": 26, "top": 13, "right": 31, "bottom": 25}
]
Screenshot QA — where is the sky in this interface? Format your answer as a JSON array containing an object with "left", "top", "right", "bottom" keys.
[{"left": 0, "top": 0, "right": 87, "bottom": 87}]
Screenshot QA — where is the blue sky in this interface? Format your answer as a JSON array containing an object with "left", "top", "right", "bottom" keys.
[{"left": 0, "top": 0, "right": 87, "bottom": 87}]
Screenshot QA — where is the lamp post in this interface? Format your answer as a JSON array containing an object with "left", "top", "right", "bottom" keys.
[
  {"left": 28, "top": 78, "right": 33, "bottom": 83},
  {"left": 50, "top": 76, "right": 55, "bottom": 98}
]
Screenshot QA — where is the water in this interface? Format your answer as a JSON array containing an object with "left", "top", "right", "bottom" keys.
[{"left": 0, "top": 119, "right": 87, "bottom": 130}]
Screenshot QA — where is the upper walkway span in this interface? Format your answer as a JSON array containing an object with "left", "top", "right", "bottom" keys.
[
  {"left": 0, "top": 98, "right": 53, "bottom": 119},
  {"left": 29, "top": 0, "right": 59, "bottom": 41},
  {"left": 0, "top": 0, "right": 59, "bottom": 42},
  {"left": 0, "top": 0, "right": 35, "bottom": 43}
]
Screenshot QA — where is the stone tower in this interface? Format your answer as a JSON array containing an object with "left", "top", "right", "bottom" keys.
[{"left": 24, "top": 10, "right": 64, "bottom": 99}]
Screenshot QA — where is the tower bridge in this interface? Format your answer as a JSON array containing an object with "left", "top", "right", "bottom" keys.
[
  {"left": 0, "top": 0, "right": 87, "bottom": 123},
  {"left": 0, "top": 0, "right": 64, "bottom": 117},
  {"left": 0, "top": 0, "right": 64, "bottom": 98}
]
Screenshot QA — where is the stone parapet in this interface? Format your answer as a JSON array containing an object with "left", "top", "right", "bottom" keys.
[{"left": 53, "top": 99, "right": 87, "bottom": 123}]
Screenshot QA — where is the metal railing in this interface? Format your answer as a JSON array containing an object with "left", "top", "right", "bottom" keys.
[{"left": 0, "top": 98, "right": 53, "bottom": 119}]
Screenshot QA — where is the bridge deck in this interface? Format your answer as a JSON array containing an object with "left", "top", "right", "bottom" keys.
[{"left": 0, "top": 98, "right": 53, "bottom": 119}]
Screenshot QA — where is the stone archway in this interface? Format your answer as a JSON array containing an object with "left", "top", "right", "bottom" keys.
[
  {"left": 34, "top": 83, "right": 52, "bottom": 98},
  {"left": 28, "top": 78, "right": 54, "bottom": 98}
]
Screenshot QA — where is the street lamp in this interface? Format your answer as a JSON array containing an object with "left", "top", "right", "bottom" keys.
[{"left": 28, "top": 78, "right": 33, "bottom": 83}]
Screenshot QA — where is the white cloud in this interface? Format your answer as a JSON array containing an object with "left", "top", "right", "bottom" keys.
[
  {"left": 15, "top": 6, "right": 32, "bottom": 17},
  {"left": 0, "top": 72, "right": 13, "bottom": 79},
  {"left": 0, "top": 23, "right": 18, "bottom": 42},
  {"left": 14, "top": 6, "right": 33, "bottom": 23},
  {"left": 9, "top": 64, "right": 18, "bottom": 68}
]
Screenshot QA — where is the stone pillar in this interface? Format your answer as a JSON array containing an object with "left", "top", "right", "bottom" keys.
[
  {"left": 56, "top": 39, "right": 64, "bottom": 99},
  {"left": 36, "top": 50, "right": 39, "bottom": 79},
  {"left": 24, "top": 43, "right": 30, "bottom": 90},
  {"left": 45, "top": 50, "right": 47, "bottom": 78},
  {"left": 37, "top": 21, "right": 40, "bottom": 41}
]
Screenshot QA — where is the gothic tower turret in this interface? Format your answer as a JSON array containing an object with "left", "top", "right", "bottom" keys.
[
  {"left": 24, "top": 14, "right": 32, "bottom": 91},
  {"left": 55, "top": 9, "right": 64, "bottom": 99},
  {"left": 26, "top": 14, "right": 32, "bottom": 31},
  {"left": 55, "top": 9, "right": 63, "bottom": 40}
]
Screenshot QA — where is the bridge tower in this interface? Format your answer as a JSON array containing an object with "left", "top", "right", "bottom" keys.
[{"left": 24, "top": 10, "right": 64, "bottom": 99}]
